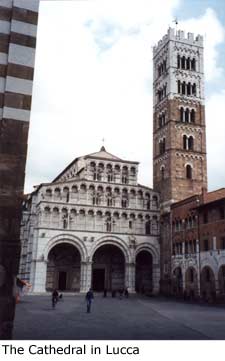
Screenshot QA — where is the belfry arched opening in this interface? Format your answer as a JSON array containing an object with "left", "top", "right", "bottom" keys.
[
  {"left": 92, "top": 244, "right": 125, "bottom": 291},
  {"left": 46, "top": 243, "right": 81, "bottom": 291}
]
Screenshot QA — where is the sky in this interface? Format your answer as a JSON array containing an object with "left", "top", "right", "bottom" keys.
[{"left": 25, "top": 0, "right": 225, "bottom": 193}]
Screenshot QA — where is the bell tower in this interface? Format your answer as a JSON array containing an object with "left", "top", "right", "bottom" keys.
[{"left": 153, "top": 28, "right": 207, "bottom": 210}]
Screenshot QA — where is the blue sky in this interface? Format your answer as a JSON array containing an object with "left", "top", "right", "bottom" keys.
[{"left": 26, "top": 0, "right": 225, "bottom": 193}]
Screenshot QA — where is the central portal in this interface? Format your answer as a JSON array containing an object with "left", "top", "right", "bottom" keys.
[{"left": 92, "top": 244, "right": 125, "bottom": 292}]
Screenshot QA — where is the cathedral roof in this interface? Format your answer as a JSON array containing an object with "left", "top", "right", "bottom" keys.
[{"left": 84, "top": 146, "right": 124, "bottom": 162}]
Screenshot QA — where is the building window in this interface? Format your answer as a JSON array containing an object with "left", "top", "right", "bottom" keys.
[
  {"left": 190, "top": 109, "right": 195, "bottom": 123},
  {"left": 191, "top": 58, "right": 196, "bottom": 71},
  {"left": 107, "top": 198, "right": 113, "bottom": 207},
  {"left": 121, "top": 199, "right": 128, "bottom": 208},
  {"left": 186, "top": 165, "right": 192, "bottom": 179},
  {"left": 106, "top": 221, "right": 112, "bottom": 232},
  {"left": 219, "top": 207, "right": 225, "bottom": 220},
  {"left": 129, "top": 221, "right": 132, "bottom": 229},
  {"left": 185, "top": 108, "right": 189, "bottom": 122},
  {"left": 188, "top": 136, "right": 194, "bottom": 151},
  {"left": 180, "top": 107, "right": 184, "bottom": 122},
  {"left": 221, "top": 237, "right": 225, "bottom": 250},
  {"left": 204, "top": 239, "right": 209, "bottom": 251},
  {"left": 203, "top": 212, "right": 208, "bottom": 224},
  {"left": 145, "top": 221, "right": 151, "bottom": 235}
]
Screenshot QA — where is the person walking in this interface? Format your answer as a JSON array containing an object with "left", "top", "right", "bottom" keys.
[
  {"left": 85, "top": 288, "right": 94, "bottom": 313},
  {"left": 52, "top": 289, "right": 59, "bottom": 309}
]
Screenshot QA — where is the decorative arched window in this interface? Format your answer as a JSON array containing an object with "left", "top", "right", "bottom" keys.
[
  {"left": 182, "top": 81, "right": 186, "bottom": 95},
  {"left": 181, "top": 56, "right": 186, "bottom": 69},
  {"left": 145, "top": 220, "right": 151, "bottom": 235},
  {"left": 185, "top": 108, "right": 189, "bottom": 122},
  {"left": 183, "top": 135, "right": 187, "bottom": 150},
  {"left": 192, "top": 83, "right": 196, "bottom": 96},
  {"left": 177, "top": 54, "right": 180, "bottom": 69},
  {"left": 186, "top": 165, "right": 192, "bottom": 179},
  {"left": 187, "top": 82, "right": 191, "bottom": 96},
  {"left": 190, "top": 109, "right": 195, "bottom": 123},
  {"left": 191, "top": 58, "right": 196, "bottom": 71},
  {"left": 177, "top": 80, "right": 181, "bottom": 93},
  {"left": 180, "top": 107, "right": 184, "bottom": 122},
  {"left": 186, "top": 57, "right": 190, "bottom": 70},
  {"left": 188, "top": 136, "right": 194, "bottom": 151}
]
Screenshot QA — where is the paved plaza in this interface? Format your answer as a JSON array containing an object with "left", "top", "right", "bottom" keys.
[{"left": 13, "top": 295, "right": 225, "bottom": 340}]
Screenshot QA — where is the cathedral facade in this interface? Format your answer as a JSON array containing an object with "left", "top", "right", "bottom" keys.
[{"left": 19, "top": 147, "right": 160, "bottom": 293}]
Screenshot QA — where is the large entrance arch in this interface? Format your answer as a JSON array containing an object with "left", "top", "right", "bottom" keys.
[
  {"left": 172, "top": 267, "right": 183, "bottom": 296},
  {"left": 135, "top": 250, "right": 153, "bottom": 293},
  {"left": 218, "top": 265, "right": 225, "bottom": 296},
  {"left": 92, "top": 244, "right": 125, "bottom": 291},
  {"left": 46, "top": 243, "right": 81, "bottom": 291},
  {"left": 200, "top": 266, "right": 216, "bottom": 301}
]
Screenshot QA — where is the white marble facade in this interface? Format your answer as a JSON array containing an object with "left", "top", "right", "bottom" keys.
[{"left": 19, "top": 147, "right": 160, "bottom": 294}]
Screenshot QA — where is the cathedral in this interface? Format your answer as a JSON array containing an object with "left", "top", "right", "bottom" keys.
[
  {"left": 19, "top": 147, "right": 160, "bottom": 293},
  {"left": 19, "top": 28, "right": 225, "bottom": 300}
]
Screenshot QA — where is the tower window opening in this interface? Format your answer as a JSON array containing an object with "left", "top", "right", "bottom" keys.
[
  {"left": 191, "top": 109, "right": 195, "bottom": 123},
  {"left": 191, "top": 58, "right": 196, "bottom": 71},
  {"left": 186, "top": 164, "right": 192, "bottom": 179},
  {"left": 188, "top": 136, "right": 194, "bottom": 151},
  {"left": 187, "top": 82, "right": 191, "bottom": 96},
  {"left": 186, "top": 57, "right": 190, "bottom": 70},
  {"left": 182, "top": 82, "right": 186, "bottom": 95},
  {"left": 185, "top": 108, "right": 189, "bottom": 123},
  {"left": 180, "top": 107, "right": 184, "bottom": 122},
  {"left": 177, "top": 54, "right": 180, "bottom": 69},
  {"left": 192, "top": 83, "right": 196, "bottom": 96},
  {"left": 181, "top": 56, "right": 186, "bottom": 69},
  {"left": 183, "top": 135, "right": 187, "bottom": 150},
  {"left": 178, "top": 80, "right": 181, "bottom": 94}
]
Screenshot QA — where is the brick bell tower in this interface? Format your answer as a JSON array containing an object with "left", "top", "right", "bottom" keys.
[{"left": 153, "top": 28, "right": 207, "bottom": 211}]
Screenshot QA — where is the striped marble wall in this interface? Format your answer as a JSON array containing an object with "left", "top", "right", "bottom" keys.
[{"left": 0, "top": 0, "right": 39, "bottom": 339}]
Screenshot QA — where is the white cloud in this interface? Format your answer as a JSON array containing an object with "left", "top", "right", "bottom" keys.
[
  {"left": 206, "top": 89, "right": 225, "bottom": 190},
  {"left": 178, "top": 8, "right": 225, "bottom": 82},
  {"left": 25, "top": 1, "right": 225, "bottom": 193}
]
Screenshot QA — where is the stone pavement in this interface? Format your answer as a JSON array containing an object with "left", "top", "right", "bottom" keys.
[{"left": 13, "top": 294, "right": 225, "bottom": 340}]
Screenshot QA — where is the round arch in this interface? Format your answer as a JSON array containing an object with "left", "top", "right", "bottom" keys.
[
  {"left": 135, "top": 243, "right": 159, "bottom": 264},
  {"left": 46, "top": 242, "right": 81, "bottom": 292},
  {"left": 218, "top": 264, "right": 225, "bottom": 296},
  {"left": 43, "top": 234, "right": 87, "bottom": 262},
  {"left": 172, "top": 266, "right": 183, "bottom": 296},
  {"left": 135, "top": 249, "right": 153, "bottom": 294},
  {"left": 89, "top": 236, "right": 131, "bottom": 263},
  {"left": 92, "top": 243, "right": 126, "bottom": 292},
  {"left": 200, "top": 266, "right": 216, "bottom": 301},
  {"left": 185, "top": 266, "right": 198, "bottom": 299}
]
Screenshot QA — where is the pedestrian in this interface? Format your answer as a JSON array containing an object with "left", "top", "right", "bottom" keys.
[
  {"left": 119, "top": 288, "right": 123, "bottom": 299},
  {"left": 103, "top": 288, "right": 107, "bottom": 298},
  {"left": 86, "top": 288, "right": 94, "bottom": 313},
  {"left": 124, "top": 288, "right": 129, "bottom": 298},
  {"left": 52, "top": 289, "right": 59, "bottom": 309}
]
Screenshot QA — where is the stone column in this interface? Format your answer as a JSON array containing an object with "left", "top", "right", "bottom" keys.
[
  {"left": 80, "top": 262, "right": 87, "bottom": 292},
  {"left": 125, "top": 262, "right": 135, "bottom": 293},
  {"left": 81, "top": 261, "right": 93, "bottom": 292},
  {"left": 32, "top": 260, "right": 47, "bottom": 293},
  {"left": 152, "top": 263, "right": 160, "bottom": 295},
  {"left": 196, "top": 239, "right": 201, "bottom": 296}
]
